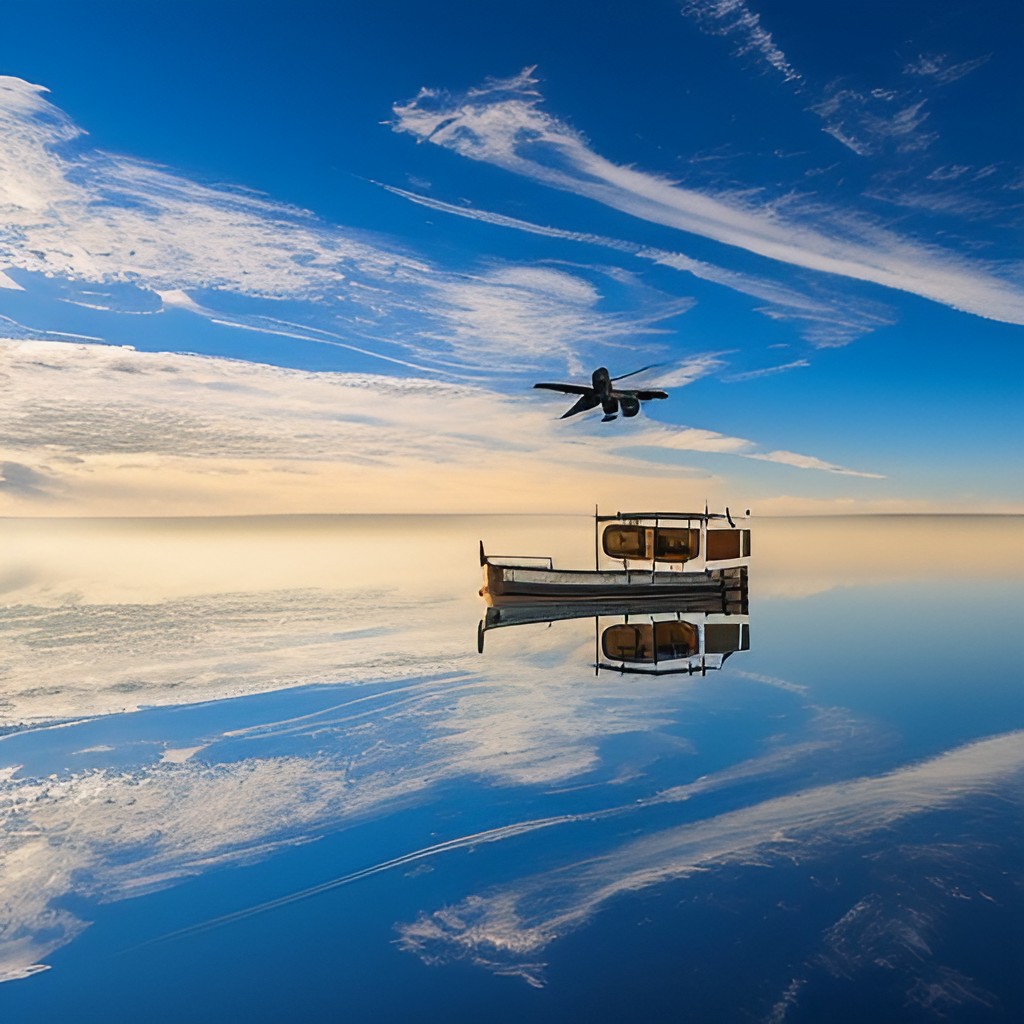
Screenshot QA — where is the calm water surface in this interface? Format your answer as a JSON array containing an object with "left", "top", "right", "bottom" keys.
[{"left": 1, "top": 515, "right": 1021, "bottom": 1022}]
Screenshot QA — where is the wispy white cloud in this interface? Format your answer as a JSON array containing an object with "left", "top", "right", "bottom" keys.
[
  {"left": 392, "top": 70, "right": 1024, "bottom": 326},
  {"left": 865, "top": 167, "right": 1024, "bottom": 228},
  {"left": 895, "top": 191, "right": 1022, "bottom": 229},
  {"left": 638, "top": 352, "right": 727, "bottom": 387},
  {"left": 723, "top": 358, "right": 809, "bottom": 382},
  {"left": 0, "top": 76, "right": 390, "bottom": 297},
  {"left": 414, "top": 264, "right": 688, "bottom": 375},
  {"left": 680, "top": 0, "right": 801, "bottom": 83},
  {"left": 0, "top": 77, "right": 668, "bottom": 378},
  {"left": 749, "top": 448, "right": 884, "bottom": 478},
  {"left": 811, "top": 84, "right": 936, "bottom": 157},
  {"left": 380, "top": 182, "right": 893, "bottom": 347},
  {"left": 807, "top": 50, "right": 988, "bottom": 163},
  {"left": 904, "top": 53, "right": 990, "bottom": 85}
]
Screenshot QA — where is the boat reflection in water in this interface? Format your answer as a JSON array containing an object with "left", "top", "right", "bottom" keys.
[
  {"left": 479, "top": 597, "right": 750, "bottom": 676},
  {"left": 598, "top": 611, "right": 749, "bottom": 676}
]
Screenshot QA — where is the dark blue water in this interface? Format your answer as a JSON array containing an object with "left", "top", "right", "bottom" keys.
[{"left": 1, "top": 516, "right": 1021, "bottom": 1022}]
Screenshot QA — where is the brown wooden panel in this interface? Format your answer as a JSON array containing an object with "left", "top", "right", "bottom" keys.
[{"left": 706, "top": 529, "right": 751, "bottom": 561}]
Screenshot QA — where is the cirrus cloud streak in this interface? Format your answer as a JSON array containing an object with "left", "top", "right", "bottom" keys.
[{"left": 392, "top": 69, "right": 1024, "bottom": 326}]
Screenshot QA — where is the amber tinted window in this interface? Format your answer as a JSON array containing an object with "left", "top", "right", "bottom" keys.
[
  {"left": 602, "top": 624, "right": 653, "bottom": 661},
  {"left": 603, "top": 525, "right": 647, "bottom": 558},
  {"left": 603, "top": 621, "right": 699, "bottom": 662},
  {"left": 653, "top": 621, "right": 698, "bottom": 658},
  {"left": 653, "top": 528, "right": 699, "bottom": 560}
]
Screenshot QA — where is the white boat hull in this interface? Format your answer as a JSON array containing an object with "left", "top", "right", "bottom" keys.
[{"left": 482, "top": 562, "right": 747, "bottom": 610}]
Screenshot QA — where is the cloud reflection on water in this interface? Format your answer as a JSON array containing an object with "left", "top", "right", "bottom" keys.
[
  {"left": 396, "top": 730, "right": 1024, "bottom": 989},
  {"left": 0, "top": 670, "right": 870, "bottom": 984}
]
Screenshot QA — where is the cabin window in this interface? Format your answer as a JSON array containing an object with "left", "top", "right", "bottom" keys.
[
  {"left": 704, "top": 622, "right": 749, "bottom": 655},
  {"left": 602, "top": 621, "right": 698, "bottom": 663},
  {"left": 602, "top": 624, "right": 649, "bottom": 661},
  {"left": 653, "top": 528, "right": 699, "bottom": 561},
  {"left": 653, "top": 621, "right": 698, "bottom": 659},
  {"left": 603, "top": 525, "right": 647, "bottom": 559}
]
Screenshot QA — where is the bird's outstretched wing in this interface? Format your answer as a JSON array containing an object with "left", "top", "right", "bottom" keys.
[
  {"left": 630, "top": 389, "right": 669, "bottom": 401},
  {"left": 560, "top": 393, "right": 602, "bottom": 418}
]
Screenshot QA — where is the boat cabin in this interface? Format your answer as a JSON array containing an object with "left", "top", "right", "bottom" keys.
[
  {"left": 602, "top": 525, "right": 700, "bottom": 563},
  {"left": 602, "top": 516, "right": 750, "bottom": 566}
]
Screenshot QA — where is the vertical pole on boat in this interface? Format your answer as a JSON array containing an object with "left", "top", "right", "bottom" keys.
[
  {"left": 701, "top": 501, "right": 709, "bottom": 572},
  {"left": 652, "top": 516, "right": 658, "bottom": 582},
  {"left": 594, "top": 504, "right": 599, "bottom": 571}
]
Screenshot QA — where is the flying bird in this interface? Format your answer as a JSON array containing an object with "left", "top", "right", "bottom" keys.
[{"left": 533, "top": 365, "right": 668, "bottom": 422}]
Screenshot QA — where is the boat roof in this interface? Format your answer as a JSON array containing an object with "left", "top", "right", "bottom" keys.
[{"left": 597, "top": 510, "right": 738, "bottom": 523}]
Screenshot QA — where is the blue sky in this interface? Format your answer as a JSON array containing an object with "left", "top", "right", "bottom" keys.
[{"left": 0, "top": 0, "right": 1021, "bottom": 513}]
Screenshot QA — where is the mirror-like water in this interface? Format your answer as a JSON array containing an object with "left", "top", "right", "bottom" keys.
[{"left": 1, "top": 515, "right": 1021, "bottom": 1022}]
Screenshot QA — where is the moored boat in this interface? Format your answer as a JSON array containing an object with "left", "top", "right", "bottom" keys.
[{"left": 480, "top": 508, "right": 750, "bottom": 609}]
